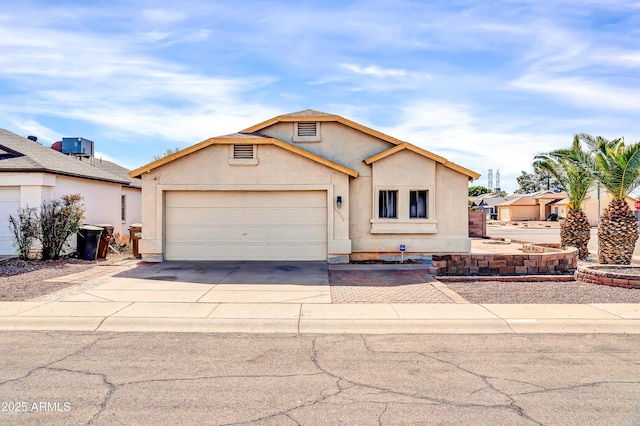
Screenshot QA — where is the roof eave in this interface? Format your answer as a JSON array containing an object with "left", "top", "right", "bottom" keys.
[
  {"left": 242, "top": 113, "right": 406, "bottom": 146},
  {"left": 129, "top": 136, "right": 359, "bottom": 179},
  {"left": 0, "top": 167, "right": 129, "bottom": 185},
  {"left": 364, "top": 143, "right": 480, "bottom": 181}
]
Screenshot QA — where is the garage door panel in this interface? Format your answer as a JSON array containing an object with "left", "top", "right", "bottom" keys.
[
  {"left": 165, "top": 191, "right": 327, "bottom": 261},
  {"left": 167, "top": 208, "right": 248, "bottom": 225},
  {"left": 0, "top": 188, "right": 20, "bottom": 255}
]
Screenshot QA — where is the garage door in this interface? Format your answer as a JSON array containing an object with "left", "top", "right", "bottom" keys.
[
  {"left": 0, "top": 188, "right": 20, "bottom": 255},
  {"left": 165, "top": 191, "right": 327, "bottom": 261}
]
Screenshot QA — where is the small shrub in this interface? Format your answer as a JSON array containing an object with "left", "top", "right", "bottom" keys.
[
  {"left": 8, "top": 207, "right": 38, "bottom": 260},
  {"left": 38, "top": 194, "right": 85, "bottom": 260}
]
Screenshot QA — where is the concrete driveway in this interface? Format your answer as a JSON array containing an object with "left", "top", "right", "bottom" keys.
[{"left": 114, "top": 261, "right": 329, "bottom": 285}]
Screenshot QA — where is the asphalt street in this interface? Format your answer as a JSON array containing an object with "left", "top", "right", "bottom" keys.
[{"left": 0, "top": 332, "right": 638, "bottom": 425}]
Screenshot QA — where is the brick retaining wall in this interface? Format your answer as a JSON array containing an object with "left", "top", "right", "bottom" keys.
[
  {"left": 432, "top": 243, "right": 577, "bottom": 276},
  {"left": 574, "top": 265, "right": 640, "bottom": 289},
  {"left": 468, "top": 211, "right": 486, "bottom": 238}
]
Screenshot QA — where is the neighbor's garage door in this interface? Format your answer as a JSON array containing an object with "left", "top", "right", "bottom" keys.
[
  {"left": 165, "top": 191, "right": 327, "bottom": 261},
  {"left": 0, "top": 187, "right": 20, "bottom": 255}
]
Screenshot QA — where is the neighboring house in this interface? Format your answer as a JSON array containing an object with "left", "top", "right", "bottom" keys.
[
  {"left": 496, "top": 190, "right": 566, "bottom": 221},
  {"left": 555, "top": 187, "right": 638, "bottom": 226},
  {"left": 472, "top": 194, "right": 518, "bottom": 220},
  {"left": 0, "top": 129, "right": 141, "bottom": 255},
  {"left": 130, "top": 109, "right": 480, "bottom": 263}
]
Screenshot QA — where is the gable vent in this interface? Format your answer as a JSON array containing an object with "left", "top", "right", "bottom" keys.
[
  {"left": 233, "top": 144, "right": 254, "bottom": 159},
  {"left": 297, "top": 122, "right": 317, "bottom": 137}
]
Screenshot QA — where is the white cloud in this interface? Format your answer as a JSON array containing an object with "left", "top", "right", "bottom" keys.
[
  {"left": 0, "top": 17, "right": 280, "bottom": 145},
  {"left": 511, "top": 73, "right": 640, "bottom": 113},
  {"left": 342, "top": 64, "right": 412, "bottom": 79},
  {"left": 140, "top": 31, "right": 171, "bottom": 42},
  {"left": 7, "top": 119, "right": 59, "bottom": 144},
  {"left": 141, "top": 9, "right": 187, "bottom": 24}
]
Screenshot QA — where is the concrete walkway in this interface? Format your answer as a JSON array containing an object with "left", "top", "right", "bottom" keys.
[{"left": 0, "top": 262, "right": 637, "bottom": 334}]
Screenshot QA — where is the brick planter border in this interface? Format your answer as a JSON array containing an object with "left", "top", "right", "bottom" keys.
[
  {"left": 433, "top": 242, "right": 577, "bottom": 276},
  {"left": 574, "top": 265, "right": 640, "bottom": 289}
]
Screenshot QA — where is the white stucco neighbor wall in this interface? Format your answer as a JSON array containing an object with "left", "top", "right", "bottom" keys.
[
  {"left": 139, "top": 144, "right": 352, "bottom": 262},
  {"left": 54, "top": 176, "right": 126, "bottom": 236},
  {"left": 0, "top": 172, "right": 55, "bottom": 208},
  {"left": 122, "top": 187, "right": 142, "bottom": 234},
  {"left": 0, "top": 171, "right": 141, "bottom": 255}
]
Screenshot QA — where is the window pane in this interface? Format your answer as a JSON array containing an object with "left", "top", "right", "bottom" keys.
[
  {"left": 379, "top": 190, "right": 397, "bottom": 218},
  {"left": 410, "top": 190, "right": 427, "bottom": 218}
]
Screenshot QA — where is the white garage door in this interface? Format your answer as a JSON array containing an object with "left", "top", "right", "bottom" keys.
[
  {"left": 165, "top": 191, "right": 327, "bottom": 261},
  {"left": 0, "top": 187, "right": 21, "bottom": 255}
]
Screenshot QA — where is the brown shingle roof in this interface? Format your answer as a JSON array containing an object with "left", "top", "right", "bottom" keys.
[
  {"left": 77, "top": 157, "right": 141, "bottom": 188},
  {"left": 0, "top": 129, "right": 129, "bottom": 185}
]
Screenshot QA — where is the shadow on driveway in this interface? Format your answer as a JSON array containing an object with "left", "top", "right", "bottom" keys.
[{"left": 114, "top": 261, "right": 329, "bottom": 285}]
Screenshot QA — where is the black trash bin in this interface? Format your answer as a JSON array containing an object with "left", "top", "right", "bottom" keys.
[
  {"left": 77, "top": 225, "right": 103, "bottom": 260},
  {"left": 95, "top": 224, "right": 114, "bottom": 259}
]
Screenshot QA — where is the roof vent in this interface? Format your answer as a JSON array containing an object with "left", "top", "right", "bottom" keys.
[
  {"left": 233, "top": 144, "right": 254, "bottom": 159},
  {"left": 293, "top": 122, "right": 321, "bottom": 142},
  {"left": 27, "top": 135, "right": 37, "bottom": 142},
  {"left": 297, "top": 122, "right": 317, "bottom": 137}
]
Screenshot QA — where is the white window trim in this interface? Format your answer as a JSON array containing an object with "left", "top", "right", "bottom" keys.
[
  {"left": 293, "top": 122, "right": 321, "bottom": 142},
  {"left": 228, "top": 144, "right": 258, "bottom": 166}
]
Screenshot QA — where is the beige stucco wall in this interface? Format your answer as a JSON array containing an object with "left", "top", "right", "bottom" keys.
[
  {"left": 139, "top": 119, "right": 476, "bottom": 260},
  {"left": 350, "top": 150, "right": 470, "bottom": 253},
  {"left": 260, "top": 122, "right": 472, "bottom": 253},
  {"left": 507, "top": 205, "right": 540, "bottom": 221},
  {"left": 258, "top": 121, "right": 391, "bottom": 177},
  {"left": 139, "top": 143, "right": 351, "bottom": 261}
]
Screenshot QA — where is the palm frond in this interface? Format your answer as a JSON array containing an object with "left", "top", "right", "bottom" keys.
[{"left": 534, "top": 135, "right": 594, "bottom": 210}]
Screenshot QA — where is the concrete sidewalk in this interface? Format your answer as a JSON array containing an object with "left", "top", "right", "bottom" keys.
[{"left": 0, "top": 265, "right": 638, "bottom": 334}]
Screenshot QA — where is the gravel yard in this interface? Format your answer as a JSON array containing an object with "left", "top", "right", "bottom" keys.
[
  {"left": 444, "top": 280, "right": 640, "bottom": 304},
  {"left": 0, "top": 253, "right": 132, "bottom": 301}
]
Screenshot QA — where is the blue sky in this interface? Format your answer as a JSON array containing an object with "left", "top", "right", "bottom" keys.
[{"left": 1, "top": 0, "right": 639, "bottom": 193}]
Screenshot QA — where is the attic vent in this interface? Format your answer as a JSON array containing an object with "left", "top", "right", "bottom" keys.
[
  {"left": 233, "top": 144, "right": 254, "bottom": 159},
  {"left": 293, "top": 121, "right": 321, "bottom": 142},
  {"left": 297, "top": 122, "right": 317, "bottom": 137}
]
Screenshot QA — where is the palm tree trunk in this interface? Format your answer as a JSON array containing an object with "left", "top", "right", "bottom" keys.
[
  {"left": 560, "top": 209, "right": 591, "bottom": 259},
  {"left": 597, "top": 200, "right": 639, "bottom": 264}
]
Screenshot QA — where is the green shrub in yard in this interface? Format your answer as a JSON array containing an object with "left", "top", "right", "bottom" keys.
[
  {"left": 8, "top": 206, "right": 38, "bottom": 260},
  {"left": 38, "top": 194, "right": 85, "bottom": 261}
]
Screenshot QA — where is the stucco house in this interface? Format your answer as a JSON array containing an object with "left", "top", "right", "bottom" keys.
[
  {"left": 554, "top": 187, "right": 638, "bottom": 226},
  {"left": 0, "top": 129, "right": 141, "bottom": 255},
  {"left": 470, "top": 194, "right": 518, "bottom": 220},
  {"left": 496, "top": 190, "right": 566, "bottom": 222},
  {"left": 130, "top": 110, "right": 480, "bottom": 263}
]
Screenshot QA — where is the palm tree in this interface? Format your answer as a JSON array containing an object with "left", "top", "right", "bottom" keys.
[
  {"left": 534, "top": 136, "right": 595, "bottom": 259},
  {"left": 577, "top": 134, "right": 640, "bottom": 264}
]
